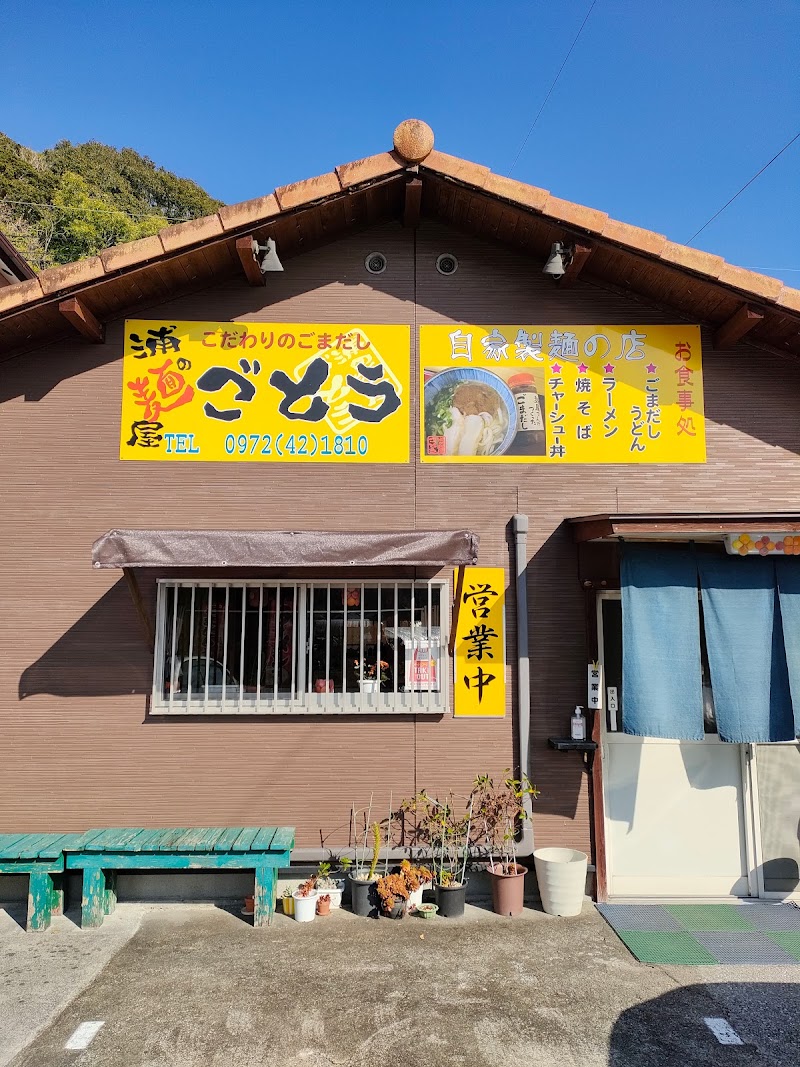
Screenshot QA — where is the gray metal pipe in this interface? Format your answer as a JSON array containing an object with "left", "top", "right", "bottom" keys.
[{"left": 513, "top": 514, "right": 535, "bottom": 857}]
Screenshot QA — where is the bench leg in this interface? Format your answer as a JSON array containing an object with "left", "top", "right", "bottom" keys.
[
  {"left": 104, "top": 871, "right": 117, "bottom": 915},
  {"left": 52, "top": 873, "right": 64, "bottom": 916},
  {"left": 82, "top": 868, "right": 107, "bottom": 929},
  {"left": 254, "top": 867, "right": 276, "bottom": 928},
  {"left": 27, "top": 870, "right": 54, "bottom": 932}
]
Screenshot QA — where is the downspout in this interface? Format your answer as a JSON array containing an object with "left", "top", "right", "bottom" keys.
[{"left": 513, "top": 513, "right": 535, "bottom": 857}]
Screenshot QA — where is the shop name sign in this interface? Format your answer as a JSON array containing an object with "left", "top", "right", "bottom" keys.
[
  {"left": 420, "top": 324, "right": 705, "bottom": 463},
  {"left": 120, "top": 321, "right": 410, "bottom": 462},
  {"left": 453, "top": 567, "right": 506, "bottom": 718}
]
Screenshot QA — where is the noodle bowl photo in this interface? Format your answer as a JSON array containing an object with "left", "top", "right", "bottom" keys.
[{"left": 424, "top": 368, "right": 517, "bottom": 457}]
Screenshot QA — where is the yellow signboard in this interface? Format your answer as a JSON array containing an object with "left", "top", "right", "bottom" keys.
[
  {"left": 454, "top": 567, "right": 506, "bottom": 718},
  {"left": 121, "top": 321, "right": 410, "bottom": 462},
  {"left": 420, "top": 324, "right": 705, "bottom": 463}
]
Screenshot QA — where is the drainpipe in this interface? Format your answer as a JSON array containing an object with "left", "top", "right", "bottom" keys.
[
  {"left": 292, "top": 521, "right": 534, "bottom": 864},
  {"left": 513, "top": 514, "right": 535, "bottom": 858}
]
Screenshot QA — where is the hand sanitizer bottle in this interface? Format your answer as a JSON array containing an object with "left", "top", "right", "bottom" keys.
[{"left": 570, "top": 706, "right": 586, "bottom": 741}]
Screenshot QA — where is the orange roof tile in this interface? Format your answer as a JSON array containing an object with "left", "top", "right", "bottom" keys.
[{"left": 0, "top": 118, "right": 798, "bottom": 358}]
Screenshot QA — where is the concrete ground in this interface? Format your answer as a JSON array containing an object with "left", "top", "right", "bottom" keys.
[{"left": 2, "top": 901, "right": 799, "bottom": 1067}]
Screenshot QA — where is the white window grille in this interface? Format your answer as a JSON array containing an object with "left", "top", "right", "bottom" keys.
[{"left": 152, "top": 579, "right": 448, "bottom": 715}]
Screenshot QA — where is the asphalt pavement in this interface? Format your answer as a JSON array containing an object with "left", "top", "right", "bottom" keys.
[{"left": 2, "top": 902, "right": 799, "bottom": 1067}]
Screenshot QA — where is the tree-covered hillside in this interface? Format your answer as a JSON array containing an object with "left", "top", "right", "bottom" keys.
[{"left": 0, "top": 133, "right": 223, "bottom": 271}]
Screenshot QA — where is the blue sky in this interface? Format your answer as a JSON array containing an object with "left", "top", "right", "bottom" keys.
[{"left": 2, "top": 0, "right": 798, "bottom": 283}]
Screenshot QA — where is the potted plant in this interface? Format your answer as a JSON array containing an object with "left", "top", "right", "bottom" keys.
[
  {"left": 316, "top": 893, "right": 331, "bottom": 916},
  {"left": 315, "top": 861, "right": 344, "bottom": 909},
  {"left": 471, "top": 771, "right": 538, "bottom": 918},
  {"left": 354, "top": 657, "right": 389, "bottom": 694},
  {"left": 405, "top": 790, "right": 472, "bottom": 918},
  {"left": 375, "top": 871, "right": 411, "bottom": 918},
  {"left": 399, "top": 859, "right": 434, "bottom": 912},
  {"left": 292, "top": 876, "right": 318, "bottom": 923},
  {"left": 281, "top": 885, "right": 297, "bottom": 917},
  {"left": 416, "top": 902, "right": 438, "bottom": 919},
  {"left": 349, "top": 806, "right": 381, "bottom": 917}
]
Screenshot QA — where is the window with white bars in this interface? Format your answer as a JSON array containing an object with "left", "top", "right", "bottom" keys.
[{"left": 153, "top": 579, "right": 448, "bottom": 714}]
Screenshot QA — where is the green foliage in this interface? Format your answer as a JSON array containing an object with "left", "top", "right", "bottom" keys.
[{"left": 0, "top": 131, "right": 223, "bottom": 271}]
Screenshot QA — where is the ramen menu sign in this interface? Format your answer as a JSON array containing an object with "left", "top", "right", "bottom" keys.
[
  {"left": 420, "top": 324, "right": 705, "bottom": 464},
  {"left": 120, "top": 321, "right": 410, "bottom": 463}
]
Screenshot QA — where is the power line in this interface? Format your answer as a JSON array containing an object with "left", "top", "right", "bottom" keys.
[
  {"left": 508, "top": 1, "right": 599, "bottom": 175},
  {"left": 0, "top": 197, "right": 194, "bottom": 224},
  {"left": 686, "top": 131, "right": 800, "bottom": 243}
]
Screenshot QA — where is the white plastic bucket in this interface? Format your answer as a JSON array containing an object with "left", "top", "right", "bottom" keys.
[
  {"left": 533, "top": 848, "right": 588, "bottom": 916},
  {"left": 292, "top": 889, "right": 318, "bottom": 922}
]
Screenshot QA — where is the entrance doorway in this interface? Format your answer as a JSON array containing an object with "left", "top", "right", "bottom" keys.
[{"left": 598, "top": 593, "right": 800, "bottom": 900}]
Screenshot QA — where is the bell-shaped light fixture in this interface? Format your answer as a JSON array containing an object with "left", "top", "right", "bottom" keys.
[
  {"left": 254, "top": 237, "right": 284, "bottom": 273},
  {"left": 542, "top": 241, "right": 569, "bottom": 279}
]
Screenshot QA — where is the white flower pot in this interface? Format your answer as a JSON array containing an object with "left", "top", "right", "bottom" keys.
[
  {"left": 358, "top": 680, "right": 379, "bottom": 694},
  {"left": 533, "top": 848, "right": 588, "bottom": 917},
  {"left": 292, "top": 889, "right": 318, "bottom": 922},
  {"left": 407, "top": 881, "right": 432, "bottom": 912}
]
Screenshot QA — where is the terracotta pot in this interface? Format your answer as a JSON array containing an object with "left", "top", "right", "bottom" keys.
[
  {"left": 488, "top": 863, "right": 528, "bottom": 917},
  {"left": 243, "top": 895, "right": 254, "bottom": 913},
  {"left": 317, "top": 896, "right": 331, "bottom": 916}
]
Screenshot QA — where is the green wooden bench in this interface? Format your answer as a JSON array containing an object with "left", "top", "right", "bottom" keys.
[
  {"left": 65, "top": 826, "right": 294, "bottom": 929},
  {"left": 0, "top": 833, "right": 86, "bottom": 931}
]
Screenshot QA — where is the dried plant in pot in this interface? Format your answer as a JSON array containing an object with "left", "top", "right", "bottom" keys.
[
  {"left": 404, "top": 790, "right": 473, "bottom": 918},
  {"left": 399, "top": 859, "right": 434, "bottom": 912},
  {"left": 349, "top": 805, "right": 382, "bottom": 917},
  {"left": 375, "top": 872, "right": 411, "bottom": 919},
  {"left": 471, "top": 771, "right": 538, "bottom": 917}
]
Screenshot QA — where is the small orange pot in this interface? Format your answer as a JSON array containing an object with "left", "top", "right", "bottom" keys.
[{"left": 317, "top": 895, "right": 331, "bottom": 916}]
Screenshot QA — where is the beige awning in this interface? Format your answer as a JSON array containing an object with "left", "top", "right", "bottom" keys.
[{"left": 91, "top": 528, "right": 479, "bottom": 569}]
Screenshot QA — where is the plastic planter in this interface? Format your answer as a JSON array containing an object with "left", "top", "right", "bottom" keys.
[
  {"left": 533, "top": 848, "right": 588, "bottom": 916},
  {"left": 292, "top": 889, "right": 318, "bottom": 923},
  {"left": 488, "top": 863, "right": 528, "bottom": 917},
  {"left": 435, "top": 880, "right": 467, "bottom": 918},
  {"left": 349, "top": 873, "right": 378, "bottom": 917}
]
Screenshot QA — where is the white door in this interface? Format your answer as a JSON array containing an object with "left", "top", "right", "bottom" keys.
[{"left": 599, "top": 593, "right": 753, "bottom": 898}]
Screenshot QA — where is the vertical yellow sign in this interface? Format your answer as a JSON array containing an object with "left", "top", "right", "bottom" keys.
[{"left": 454, "top": 567, "right": 506, "bottom": 718}]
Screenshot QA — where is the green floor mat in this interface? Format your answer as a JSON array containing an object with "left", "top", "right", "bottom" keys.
[
  {"left": 597, "top": 903, "right": 800, "bottom": 965},
  {"left": 615, "top": 930, "right": 719, "bottom": 965},
  {"left": 663, "top": 903, "right": 755, "bottom": 931},
  {"left": 764, "top": 931, "right": 800, "bottom": 960}
]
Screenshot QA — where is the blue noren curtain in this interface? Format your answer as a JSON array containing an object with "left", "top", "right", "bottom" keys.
[
  {"left": 773, "top": 557, "right": 800, "bottom": 738},
  {"left": 698, "top": 554, "right": 794, "bottom": 743},
  {"left": 621, "top": 543, "right": 704, "bottom": 740}
]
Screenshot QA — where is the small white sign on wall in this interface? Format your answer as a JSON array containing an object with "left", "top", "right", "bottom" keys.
[{"left": 588, "top": 662, "right": 602, "bottom": 710}]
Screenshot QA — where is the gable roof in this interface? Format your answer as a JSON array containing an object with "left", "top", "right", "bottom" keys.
[{"left": 1, "top": 119, "right": 798, "bottom": 360}]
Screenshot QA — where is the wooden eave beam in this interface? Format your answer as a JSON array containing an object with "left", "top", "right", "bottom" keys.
[
  {"left": 712, "top": 304, "right": 764, "bottom": 350},
  {"left": 235, "top": 236, "right": 266, "bottom": 286},
  {"left": 558, "top": 241, "right": 594, "bottom": 288},
  {"left": 58, "top": 297, "right": 104, "bottom": 343},
  {"left": 403, "top": 175, "right": 423, "bottom": 229}
]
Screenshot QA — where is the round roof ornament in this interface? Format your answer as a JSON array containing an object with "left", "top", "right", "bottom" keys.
[{"left": 393, "top": 119, "right": 434, "bottom": 164}]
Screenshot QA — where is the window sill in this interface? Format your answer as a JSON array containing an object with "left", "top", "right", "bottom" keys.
[{"left": 149, "top": 706, "right": 448, "bottom": 717}]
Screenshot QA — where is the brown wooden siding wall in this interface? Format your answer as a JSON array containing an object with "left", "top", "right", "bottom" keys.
[{"left": 2, "top": 220, "right": 800, "bottom": 856}]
